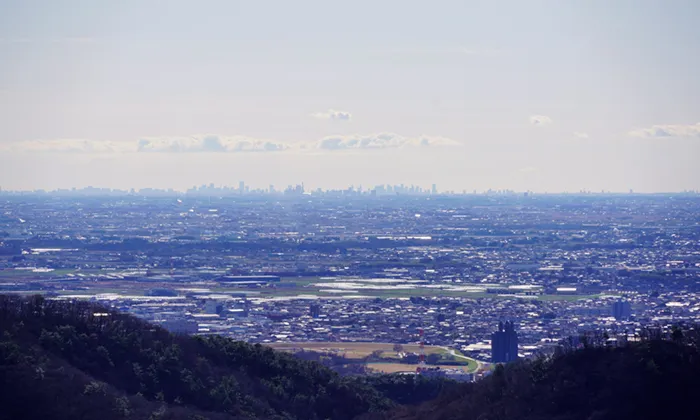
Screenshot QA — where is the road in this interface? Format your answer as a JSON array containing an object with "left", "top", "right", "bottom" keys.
[{"left": 438, "top": 346, "right": 488, "bottom": 372}]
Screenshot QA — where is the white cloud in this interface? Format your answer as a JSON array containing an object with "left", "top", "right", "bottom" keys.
[
  {"left": 385, "top": 46, "right": 504, "bottom": 57},
  {"left": 50, "top": 37, "right": 97, "bottom": 44},
  {"left": 316, "top": 133, "right": 459, "bottom": 150},
  {"left": 0, "top": 139, "right": 133, "bottom": 153},
  {"left": 0, "top": 38, "right": 32, "bottom": 44},
  {"left": 520, "top": 166, "right": 538, "bottom": 173},
  {"left": 0, "top": 37, "right": 97, "bottom": 45},
  {"left": 0, "top": 136, "right": 288, "bottom": 154},
  {"left": 136, "top": 135, "right": 289, "bottom": 153},
  {"left": 529, "top": 115, "right": 553, "bottom": 126},
  {"left": 573, "top": 132, "right": 589, "bottom": 139},
  {"left": 628, "top": 123, "right": 700, "bottom": 138},
  {"left": 310, "top": 109, "right": 352, "bottom": 121},
  {"left": 1, "top": 133, "right": 459, "bottom": 154}
]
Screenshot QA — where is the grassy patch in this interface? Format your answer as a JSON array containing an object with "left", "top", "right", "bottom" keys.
[
  {"left": 266, "top": 341, "right": 479, "bottom": 372},
  {"left": 267, "top": 342, "right": 447, "bottom": 358},
  {"left": 258, "top": 280, "right": 602, "bottom": 302},
  {"left": 368, "top": 362, "right": 478, "bottom": 374}
]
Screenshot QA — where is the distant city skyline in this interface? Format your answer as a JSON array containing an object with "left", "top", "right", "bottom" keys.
[
  {"left": 1, "top": 1, "right": 699, "bottom": 192},
  {"left": 1, "top": 181, "right": 698, "bottom": 196}
]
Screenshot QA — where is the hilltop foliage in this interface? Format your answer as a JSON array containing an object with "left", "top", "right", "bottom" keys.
[
  {"left": 3, "top": 293, "right": 699, "bottom": 420},
  {"left": 0, "top": 294, "right": 393, "bottom": 420},
  {"left": 365, "top": 328, "right": 700, "bottom": 420}
]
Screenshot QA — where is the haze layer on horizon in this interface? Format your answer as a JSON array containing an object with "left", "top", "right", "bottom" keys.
[{"left": 1, "top": 0, "right": 699, "bottom": 193}]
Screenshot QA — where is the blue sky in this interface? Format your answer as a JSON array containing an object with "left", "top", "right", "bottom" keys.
[{"left": 1, "top": 0, "right": 699, "bottom": 192}]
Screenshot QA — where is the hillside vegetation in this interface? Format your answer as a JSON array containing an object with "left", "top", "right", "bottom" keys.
[
  {"left": 0, "top": 295, "right": 392, "bottom": 420},
  {"left": 365, "top": 329, "right": 700, "bottom": 420},
  {"left": 3, "top": 294, "right": 699, "bottom": 420}
]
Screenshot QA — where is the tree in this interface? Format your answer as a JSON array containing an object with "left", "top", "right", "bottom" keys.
[
  {"left": 0, "top": 294, "right": 395, "bottom": 420},
  {"left": 671, "top": 326, "right": 684, "bottom": 342},
  {"left": 113, "top": 396, "right": 131, "bottom": 417},
  {"left": 368, "top": 350, "right": 384, "bottom": 361},
  {"left": 426, "top": 353, "right": 441, "bottom": 365}
]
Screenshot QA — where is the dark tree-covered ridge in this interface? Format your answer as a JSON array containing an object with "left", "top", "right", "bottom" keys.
[
  {"left": 4, "top": 293, "right": 699, "bottom": 420},
  {"left": 0, "top": 294, "right": 392, "bottom": 420},
  {"left": 364, "top": 327, "right": 700, "bottom": 420}
]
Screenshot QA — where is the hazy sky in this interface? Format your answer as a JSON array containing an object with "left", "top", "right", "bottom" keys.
[{"left": 1, "top": 0, "right": 699, "bottom": 192}]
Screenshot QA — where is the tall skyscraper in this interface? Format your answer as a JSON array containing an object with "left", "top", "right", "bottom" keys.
[
  {"left": 612, "top": 300, "right": 632, "bottom": 320},
  {"left": 491, "top": 321, "right": 518, "bottom": 363}
]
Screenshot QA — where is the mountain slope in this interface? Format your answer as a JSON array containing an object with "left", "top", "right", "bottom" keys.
[
  {"left": 4, "top": 294, "right": 699, "bottom": 420},
  {"left": 0, "top": 295, "right": 391, "bottom": 420},
  {"left": 367, "top": 333, "right": 700, "bottom": 420}
]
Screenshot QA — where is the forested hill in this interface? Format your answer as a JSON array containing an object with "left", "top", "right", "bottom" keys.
[
  {"left": 365, "top": 330, "right": 700, "bottom": 420},
  {"left": 0, "top": 294, "right": 392, "bottom": 420},
  {"left": 4, "top": 294, "right": 699, "bottom": 420}
]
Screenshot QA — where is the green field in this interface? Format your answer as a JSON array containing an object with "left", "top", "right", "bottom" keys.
[
  {"left": 0, "top": 269, "right": 600, "bottom": 303},
  {"left": 0, "top": 268, "right": 78, "bottom": 278},
  {"left": 266, "top": 341, "right": 479, "bottom": 372},
  {"left": 367, "top": 362, "right": 475, "bottom": 374},
  {"left": 268, "top": 341, "right": 446, "bottom": 357},
  {"left": 261, "top": 277, "right": 599, "bottom": 302}
]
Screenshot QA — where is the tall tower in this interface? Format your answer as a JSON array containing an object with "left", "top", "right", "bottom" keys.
[
  {"left": 612, "top": 300, "right": 631, "bottom": 320},
  {"left": 309, "top": 303, "right": 321, "bottom": 318},
  {"left": 491, "top": 321, "right": 518, "bottom": 363}
]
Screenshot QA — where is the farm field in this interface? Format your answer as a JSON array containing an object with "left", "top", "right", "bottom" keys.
[
  {"left": 266, "top": 341, "right": 480, "bottom": 372},
  {"left": 267, "top": 341, "right": 448, "bottom": 358},
  {"left": 265, "top": 277, "right": 600, "bottom": 302},
  {"left": 368, "top": 362, "right": 475, "bottom": 374},
  {"left": 0, "top": 268, "right": 599, "bottom": 303}
]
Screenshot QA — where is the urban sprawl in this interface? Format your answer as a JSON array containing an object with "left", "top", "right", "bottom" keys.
[{"left": 1, "top": 189, "right": 699, "bottom": 380}]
